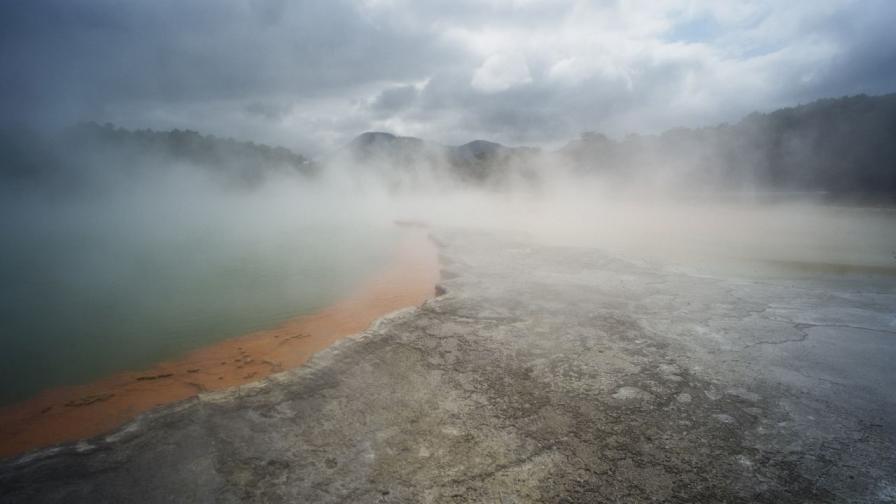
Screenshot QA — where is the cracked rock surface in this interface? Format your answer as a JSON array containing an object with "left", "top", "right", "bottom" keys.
[{"left": 2, "top": 230, "right": 895, "bottom": 503}]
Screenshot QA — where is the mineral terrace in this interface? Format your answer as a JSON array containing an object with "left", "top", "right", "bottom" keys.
[{"left": 2, "top": 230, "right": 895, "bottom": 503}]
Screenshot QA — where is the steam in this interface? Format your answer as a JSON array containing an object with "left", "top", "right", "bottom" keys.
[
  {"left": 3, "top": 120, "right": 894, "bottom": 283},
  {"left": 317, "top": 137, "right": 896, "bottom": 273},
  {"left": 2, "top": 121, "right": 895, "bottom": 403}
]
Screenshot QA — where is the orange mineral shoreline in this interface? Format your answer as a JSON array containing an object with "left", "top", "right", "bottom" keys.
[{"left": 0, "top": 229, "right": 440, "bottom": 460}]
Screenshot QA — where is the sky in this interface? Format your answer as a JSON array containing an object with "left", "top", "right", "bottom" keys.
[{"left": 2, "top": 0, "right": 895, "bottom": 155}]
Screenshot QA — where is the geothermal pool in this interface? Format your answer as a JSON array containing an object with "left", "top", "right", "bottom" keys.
[{"left": 0, "top": 214, "right": 398, "bottom": 406}]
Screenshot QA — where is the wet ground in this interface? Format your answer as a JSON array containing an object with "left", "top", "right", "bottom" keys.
[{"left": 2, "top": 230, "right": 895, "bottom": 503}]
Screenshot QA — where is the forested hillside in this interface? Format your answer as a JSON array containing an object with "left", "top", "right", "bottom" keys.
[
  {"left": 560, "top": 94, "right": 896, "bottom": 200},
  {"left": 0, "top": 123, "right": 316, "bottom": 192}
]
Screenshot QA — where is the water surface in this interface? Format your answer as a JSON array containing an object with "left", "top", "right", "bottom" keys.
[{"left": 0, "top": 190, "right": 396, "bottom": 405}]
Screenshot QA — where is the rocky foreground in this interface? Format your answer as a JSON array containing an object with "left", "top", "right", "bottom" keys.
[{"left": 2, "top": 230, "right": 895, "bottom": 503}]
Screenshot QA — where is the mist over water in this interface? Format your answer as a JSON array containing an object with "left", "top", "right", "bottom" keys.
[
  {"left": 0, "top": 166, "right": 400, "bottom": 404},
  {"left": 4, "top": 120, "right": 896, "bottom": 406},
  {"left": 3, "top": 94, "right": 896, "bottom": 405},
  {"left": 345, "top": 162, "right": 896, "bottom": 276},
  {"left": 321, "top": 113, "right": 896, "bottom": 279}
]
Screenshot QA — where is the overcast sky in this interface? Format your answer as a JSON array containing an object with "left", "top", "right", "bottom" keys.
[{"left": 2, "top": 0, "right": 895, "bottom": 154}]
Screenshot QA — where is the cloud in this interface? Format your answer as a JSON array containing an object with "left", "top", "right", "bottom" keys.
[
  {"left": 245, "top": 102, "right": 290, "bottom": 122},
  {"left": 369, "top": 84, "right": 420, "bottom": 113},
  {"left": 471, "top": 53, "right": 533, "bottom": 93},
  {"left": 1, "top": 0, "right": 894, "bottom": 154}
]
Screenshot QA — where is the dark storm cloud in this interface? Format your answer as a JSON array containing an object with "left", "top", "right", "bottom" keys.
[
  {"left": 790, "top": 2, "right": 896, "bottom": 100},
  {"left": 1, "top": 0, "right": 895, "bottom": 152},
  {"left": 0, "top": 0, "right": 456, "bottom": 130}
]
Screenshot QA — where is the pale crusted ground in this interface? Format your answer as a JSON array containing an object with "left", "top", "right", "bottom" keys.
[{"left": 2, "top": 230, "right": 895, "bottom": 503}]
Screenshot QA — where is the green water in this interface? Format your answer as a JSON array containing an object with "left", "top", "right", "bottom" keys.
[{"left": 0, "top": 197, "right": 396, "bottom": 405}]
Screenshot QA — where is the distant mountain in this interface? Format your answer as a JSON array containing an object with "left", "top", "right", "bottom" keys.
[
  {"left": 447, "top": 139, "right": 541, "bottom": 183},
  {"left": 455, "top": 140, "right": 504, "bottom": 160},
  {"left": 344, "top": 132, "right": 434, "bottom": 170},
  {"left": 349, "top": 131, "right": 425, "bottom": 152},
  {"left": 341, "top": 94, "right": 896, "bottom": 199},
  {"left": 0, "top": 123, "right": 317, "bottom": 192},
  {"left": 559, "top": 93, "right": 896, "bottom": 201},
  {"left": 341, "top": 131, "right": 541, "bottom": 186}
]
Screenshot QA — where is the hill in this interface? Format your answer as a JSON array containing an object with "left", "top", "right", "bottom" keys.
[
  {"left": 3, "top": 93, "right": 895, "bottom": 200},
  {"left": 559, "top": 94, "right": 896, "bottom": 200},
  {"left": 341, "top": 131, "right": 541, "bottom": 187},
  {"left": 0, "top": 123, "right": 317, "bottom": 192}
]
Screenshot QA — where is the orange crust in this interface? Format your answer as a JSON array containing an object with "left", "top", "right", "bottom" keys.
[{"left": 0, "top": 230, "right": 439, "bottom": 460}]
